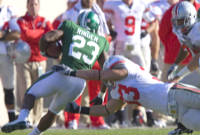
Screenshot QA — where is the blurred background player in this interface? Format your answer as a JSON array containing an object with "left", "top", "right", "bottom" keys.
[
  {"left": 52, "top": 0, "right": 79, "bottom": 29},
  {"left": 16, "top": 0, "right": 53, "bottom": 126},
  {"left": 166, "top": 1, "right": 200, "bottom": 83},
  {"left": 0, "top": 0, "right": 21, "bottom": 122},
  {"left": 159, "top": 0, "right": 200, "bottom": 134}
]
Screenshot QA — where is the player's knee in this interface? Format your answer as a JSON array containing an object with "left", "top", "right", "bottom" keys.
[
  {"left": 4, "top": 88, "right": 14, "bottom": 105},
  {"left": 182, "top": 109, "right": 200, "bottom": 131}
]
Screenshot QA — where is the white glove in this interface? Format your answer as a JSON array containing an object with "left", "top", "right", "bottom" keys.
[
  {"left": 167, "top": 64, "right": 178, "bottom": 81},
  {"left": 51, "top": 64, "right": 76, "bottom": 76}
]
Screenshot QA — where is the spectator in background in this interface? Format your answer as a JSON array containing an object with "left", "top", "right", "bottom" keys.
[
  {"left": 16, "top": 0, "right": 53, "bottom": 126},
  {"left": 53, "top": 0, "right": 110, "bottom": 129},
  {"left": 0, "top": 0, "right": 21, "bottom": 122},
  {"left": 52, "top": 0, "right": 79, "bottom": 29}
]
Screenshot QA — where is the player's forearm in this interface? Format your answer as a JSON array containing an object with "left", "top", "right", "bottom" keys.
[
  {"left": 44, "top": 30, "right": 64, "bottom": 42},
  {"left": 174, "top": 47, "right": 189, "bottom": 65},
  {"left": 76, "top": 70, "right": 100, "bottom": 80},
  {"left": 150, "top": 30, "right": 160, "bottom": 60},
  {"left": 76, "top": 69, "right": 128, "bottom": 81},
  {"left": 78, "top": 105, "right": 111, "bottom": 116},
  {"left": 70, "top": 99, "right": 126, "bottom": 116},
  {"left": 89, "top": 105, "right": 112, "bottom": 116},
  {"left": 175, "top": 54, "right": 200, "bottom": 79},
  {"left": 3, "top": 31, "right": 21, "bottom": 41},
  {"left": 187, "top": 53, "right": 200, "bottom": 71}
]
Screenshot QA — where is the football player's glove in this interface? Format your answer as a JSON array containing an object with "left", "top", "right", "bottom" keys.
[
  {"left": 167, "top": 64, "right": 178, "bottom": 81},
  {"left": 51, "top": 64, "right": 76, "bottom": 76},
  {"left": 65, "top": 102, "right": 81, "bottom": 113}
]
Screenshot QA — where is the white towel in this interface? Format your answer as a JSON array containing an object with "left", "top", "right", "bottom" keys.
[{"left": 92, "top": 3, "right": 110, "bottom": 36}]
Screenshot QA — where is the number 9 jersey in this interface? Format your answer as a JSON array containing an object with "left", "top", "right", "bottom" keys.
[
  {"left": 58, "top": 21, "right": 109, "bottom": 70},
  {"left": 103, "top": 0, "right": 147, "bottom": 44}
]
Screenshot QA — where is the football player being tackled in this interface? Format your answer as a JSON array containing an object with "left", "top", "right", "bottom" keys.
[
  {"left": 64, "top": 55, "right": 200, "bottom": 135},
  {"left": 1, "top": 10, "right": 109, "bottom": 135}
]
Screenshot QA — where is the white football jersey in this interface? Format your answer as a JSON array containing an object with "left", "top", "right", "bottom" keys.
[
  {"left": 0, "top": 5, "right": 20, "bottom": 60},
  {"left": 108, "top": 56, "right": 174, "bottom": 115},
  {"left": 0, "top": 5, "right": 16, "bottom": 29},
  {"left": 103, "top": 0, "right": 147, "bottom": 44},
  {"left": 185, "top": 22, "right": 200, "bottom": 48}
]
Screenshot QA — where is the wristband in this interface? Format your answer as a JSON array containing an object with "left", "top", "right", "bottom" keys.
[
  {"left": 70, "top": 70, "right": 76, "bottom": 76},
  {"left": 80, "top": 107, "right": 90, "bottom": 115},
  {"left": 98, "top": 91, "right": 106, "bottom": 100},
  {"left": 173, "top": 63, "right": 178, "bottom": 68},
  {"left": 176, "top": 66, "right": 191, "bottom": 79}
]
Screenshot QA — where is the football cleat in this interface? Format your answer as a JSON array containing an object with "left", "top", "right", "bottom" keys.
[
  {"left": 67, "top": 120, "right": 78, "bottom": 130},
  {"left": 1, "top": 120, "right": 30, "bottom": 133},
  {"left": 168, "top": 123, "right": 193, "bottom": 135}
]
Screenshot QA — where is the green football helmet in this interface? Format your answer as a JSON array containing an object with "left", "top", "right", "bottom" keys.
[{"left": 77, "top": 10, "right": 100, "bottom": 33}]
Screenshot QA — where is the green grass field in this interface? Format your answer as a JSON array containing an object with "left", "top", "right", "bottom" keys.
[{"left": 0, "top": 128, "right": 199, "bottom": 135}]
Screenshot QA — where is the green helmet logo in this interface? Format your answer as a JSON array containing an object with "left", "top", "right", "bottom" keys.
[{"left": 77, "top": 10, "right": 100, "bottom": 33}]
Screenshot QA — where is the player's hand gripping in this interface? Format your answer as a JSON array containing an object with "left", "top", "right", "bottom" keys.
[
  {"left": 51, "top": 64, "right": 75, "bottom": 76},
  {"left": 150, "top": 59, "right": 160, "bottom": 76},
  {"left": 167, "top": 64, "right": 178, "bottom": 81},
  {"left": 90, "top": 92, "right": 106, "bottom": 105},
  {"left": 65, "top": 102, "right": 81, "bottom": 113}
]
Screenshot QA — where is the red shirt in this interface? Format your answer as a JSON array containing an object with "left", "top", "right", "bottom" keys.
[
  {"left": 17, "top": 13, "right": 53, "bottom": 62},
  {"left": 52, "top": 14, "right": 63, "bottom": 29},
  {"left": 159, "top": 1, "right": 200, "bottom": 64}
]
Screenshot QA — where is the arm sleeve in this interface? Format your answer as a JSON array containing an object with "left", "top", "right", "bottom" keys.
[
  {"left": 17, "top": 18, "right": 53, "bottom": 42},
  {"left": 17, "top": 19, "right": 45, "bottom": 41}
]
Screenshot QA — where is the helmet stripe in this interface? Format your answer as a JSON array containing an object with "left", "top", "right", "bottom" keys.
[
  {"left": 109, "top": 60, "right": 125, "bottom": 69},
  {"left": 175, "top": 3, "right": 179, "bottom": 17}
]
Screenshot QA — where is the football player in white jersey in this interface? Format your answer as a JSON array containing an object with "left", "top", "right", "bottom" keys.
[
  {"left": 62, "top": 55, "right": 200, "bottom": 134},
  {"left": 167, "top": 1, "right": 200, "bottom": 82},
  {"left": 103, "top": 0, "right": 147, "bottom": 66},
  {"left": 0, "top": 0, "right": 21, "bottom": 122}
]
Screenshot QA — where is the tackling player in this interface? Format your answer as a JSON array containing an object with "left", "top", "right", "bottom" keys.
[
  {"left": 63, "top": 55, "right": 200, "bottom": 134},
  {"left": 1, "top": 11, "right": 109, "bottom": 135}
]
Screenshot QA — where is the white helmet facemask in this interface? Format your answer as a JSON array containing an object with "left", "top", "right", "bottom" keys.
[{"left": 172, "top": 1, "right": 197, "bottom": 34}]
